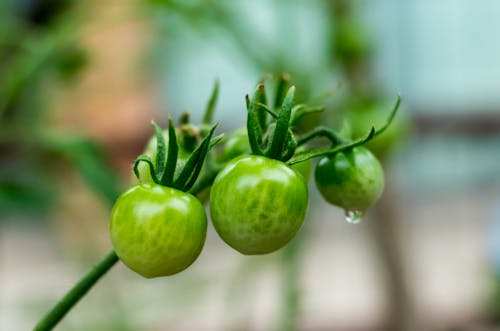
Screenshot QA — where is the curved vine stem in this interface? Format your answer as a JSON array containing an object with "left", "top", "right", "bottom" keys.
[
  {"left": 33, "top": 136, "right": 219, "bottom": 330},
  {"left": 288, "top": 126, "right": 375, "bottom": 165},
  {"left": 34, "top": 251, "right": 119, "bottom": 331}
]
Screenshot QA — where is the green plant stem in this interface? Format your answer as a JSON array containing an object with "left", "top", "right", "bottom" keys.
[{"left": 34, "top": 250, "right": 119, "bottom": 331}]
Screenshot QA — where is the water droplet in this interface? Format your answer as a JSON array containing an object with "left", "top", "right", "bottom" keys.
[{"left": 344, "top": 210, "right": 363, "bottom": 224}]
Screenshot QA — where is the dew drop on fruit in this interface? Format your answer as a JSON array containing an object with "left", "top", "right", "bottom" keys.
[{"left": 344, "top": 210, "right": 363, "bottom": 224}]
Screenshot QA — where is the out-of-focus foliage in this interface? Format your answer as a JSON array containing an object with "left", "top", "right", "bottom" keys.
[{"left": 0, "top": 0, "right": 121, "bottom": 218}]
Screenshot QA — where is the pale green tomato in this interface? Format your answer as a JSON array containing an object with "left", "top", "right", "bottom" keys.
[
  {"left": 314, "top": 147, "right": 384, "bottom": 211},
  {"left": 110, "top": 184, "right": 207, "bottom": 278},
  {"left": 210, "top": 155, "right": 308, "bottom": 255}
]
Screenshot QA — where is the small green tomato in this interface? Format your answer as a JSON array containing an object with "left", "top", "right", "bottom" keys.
[
  {"left": 110, "top": 184, "right": 207, "bottom": 278},
  {"left": 314, "top": 146, "right": 384, "bottom": 211},
  {"left": 209, "top": 155, "right": 308, "bottom": 255}
]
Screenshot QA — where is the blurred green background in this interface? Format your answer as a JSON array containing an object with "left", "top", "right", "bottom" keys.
[{"left": 1, "top": 0, "right": 500, "bottom": 330}]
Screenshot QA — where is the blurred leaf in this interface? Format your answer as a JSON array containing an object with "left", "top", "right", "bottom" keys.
[
  {"left": 41, "top": 134, "right": 123, "bottom": 205},
  {"left": 0, "top": 157, "right": 54, "bottom": 218}
]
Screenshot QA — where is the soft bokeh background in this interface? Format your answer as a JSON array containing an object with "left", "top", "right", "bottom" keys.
[{"left": 1, "top": 0, "right": 500, "bottom": 330}]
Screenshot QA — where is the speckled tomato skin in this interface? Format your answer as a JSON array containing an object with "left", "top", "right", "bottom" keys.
[
  {"left": 314, "top": 147, "right": 384, "bottom": 211},
  {"left": 110, "top": 184, "right": 207, "bottom": 278},
  {"left": 209, "top": 155, "right": 308, "bottom": 255}
]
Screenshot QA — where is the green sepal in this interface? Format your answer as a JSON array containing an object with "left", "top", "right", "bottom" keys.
[
  {"left": 265, "top": 86, "right": 295, "bottom": 159},
  {"left": 273, "top": 73, "right": 290, "bottom": 110},
  {"left": 133, "top": 155, "right": 159, "bottom": 184},
  {"left": 254, "top": 83, "right": 268, "bottom": 131},
  {"left": 291, "top": 105, "right": 325, "bottom": 126},
  {"left": 280, "top": 129, "right": 297, "bottom": 161},
  {"left": 202, "top": 80, "right": 219, "bottom": 125},
  {"left": 151, "top": 121, "right": 166, "bottom": 180},
  {"left": 173, "top": 123, "right": 219, "bottom": 191},
  {"left": 183, "top": 132, "right": 223, "bottom": 192},
  {"left": 247, "top": 85, "right": 265, "bottom": 155},
  {"left": 160, "top": 117, "right": 179, "bottom": 186},
  {"left": 255, "top": 102, "right": 278, "bottom": 119}
]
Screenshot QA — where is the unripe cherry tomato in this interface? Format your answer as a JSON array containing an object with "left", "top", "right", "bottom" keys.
[
  {"left": 314, "top": 146, "right": 384, "bottom": 211},
  {"left": 110, "top": 184, "right": 207, "bottom": 278},
  {"left": 210, "top": 155, "right": 308, "bottom": 255}
]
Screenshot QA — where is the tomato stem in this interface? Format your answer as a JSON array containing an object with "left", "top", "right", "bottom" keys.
[
  {"left": 297, "top": 126, "right": 346, "bottom": 147},
  {"left": 34, "top": 158, "right": 219, "bottom": 330},
  {"left": 33, "top": 251, "right": 119, "bottom": 331},
  {"left": 288, "top": 126, "right": 376, "bottom": 165},
  {"left": 372, "top": 95, "right": 401, "bottom": 139}
]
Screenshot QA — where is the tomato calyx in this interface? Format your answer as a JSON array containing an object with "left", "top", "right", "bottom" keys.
[
  {"left": 133, "top": 80, "right": 223, "bottom": 194},
  {"left": 133, "top": 118, "right": 222, "bottom": 193},
  {"left": 246, "top": 75, "right": 316, "bottom": 162}
]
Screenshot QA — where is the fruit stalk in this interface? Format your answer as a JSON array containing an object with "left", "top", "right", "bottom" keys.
[{"left": 34, "top": 251, "right": 119, "bottom": 331}]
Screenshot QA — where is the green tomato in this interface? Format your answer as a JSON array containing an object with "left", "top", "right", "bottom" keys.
[
  {"left": 220, "top": 127, "right": 311, "bottom": 181},
  {"left": 289, "top": 152, "right": 311, "bottom": 182},
  {"left": 314, "top": 147, "right": 384, "bottom": 211},
  {"left": 209, "top": 155, "right": 308, "bottom": 255},
  {"left": 110, "top": 184, "right": 207, "bottom": 278}
]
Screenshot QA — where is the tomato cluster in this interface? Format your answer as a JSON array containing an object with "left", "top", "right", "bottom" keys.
[{"left": 109, "top": 79, "right": 400, "bottom": 278}]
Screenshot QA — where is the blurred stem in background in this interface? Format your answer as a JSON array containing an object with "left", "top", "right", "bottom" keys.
[{"left": 327, "top": 0, "right": 415, "bottom": 330}]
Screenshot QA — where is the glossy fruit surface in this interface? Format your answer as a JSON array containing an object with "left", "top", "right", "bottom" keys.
[
  {"left": 210, "top": 155, "right": 308, "bottom": 255},
  {"left": 110, "top": 184, "right": 207, "bottom": 278},
  {"left": 314, "top": 146, "right": 384, "bottom": 211}
]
